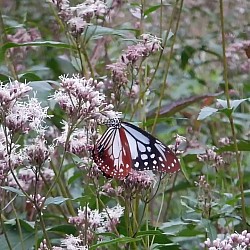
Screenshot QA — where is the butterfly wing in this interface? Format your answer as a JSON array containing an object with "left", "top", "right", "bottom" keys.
[
  {"left": 92, "top": 126, "right": 132, "bottom": 179},
  {"left": 121, "top": 122, "right": 180, "bottom": 173}
]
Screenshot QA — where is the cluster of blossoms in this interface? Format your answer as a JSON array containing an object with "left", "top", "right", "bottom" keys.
[
  {"left": 107, "top": 34, "right": 163, "bottom": 86},
  {"left": 52, "top": 75, "right": 115, "bottom": 122},
  {"left": 56, "top": 122, "right": 94, "bottom": 156},
  {"left": 204, "top": 230, "right": 250, "bottom": 250},
  {"left": 8, "top": 166, "right": 54, "bottom": 192},
  {"left": 49, "top": 0, "right": 108, "bottom": 35},
  {"left": 197, "top": 147, "right": 225, "bottom": 168},
  {"left": 7, "top": 28, "right": 41, "bottom": 72},
  {"left": 122, "top": 170, "right": 156, "bottom": 196},
  {"left": 226, "top": 39, "right": 250, "bottom": 74},
  {"left": 38, "top": 238, "right": 89, "bottom": 250},
  {"left": 68, "top": 204, "right": 124, "bottom": 244},
  {"left": 101, "top": 181, "right": 123, "bottom": 197},
  {"left": 0, "top": 80, "right": 54, "bottom": 202}
]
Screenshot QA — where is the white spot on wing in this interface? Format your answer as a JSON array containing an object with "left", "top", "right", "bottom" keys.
[{"left": 141, "top": 154, "right": 148, "bottom": 160}]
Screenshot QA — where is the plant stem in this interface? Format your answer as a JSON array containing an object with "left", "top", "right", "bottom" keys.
[
  {"left": 219, "top": 0, "right": 246, "bottom": 228},
  {"left": 152, "top": 0, "right": 184, "bottom": 133}
]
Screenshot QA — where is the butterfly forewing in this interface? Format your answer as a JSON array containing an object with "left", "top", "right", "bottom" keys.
[
  {"left": 121, "top": 122, "right": 180, "bottom": 173},
  {"left": 92, "top": 126, "right": 132, "bottom": 179}
]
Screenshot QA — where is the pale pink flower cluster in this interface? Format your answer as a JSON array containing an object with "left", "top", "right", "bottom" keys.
[
  {"left": 101, "top": 182, "right": 123, "bottom": 197},
  {"left": 6, "top": 97, "right": 49, "bottom": 134},
  {"left": 52, "top": 235, "right": 88, "bottom": 250},
  {"left": 8, "top": 166, "right": 55, "bottom": 191},
  {"left": 197, "top": 147, "right": 225, "bottom": 167},
  {"left": 52, "top": 75, "right": 115, "bottom": 122},
  {"left": 7, "top": 28, "right": 41, "bottom": 72},
  {"left": 68, "top": 204, "right": 124, "bottom": 244},
  {"left": 38, "top": 236, "right": 88, "bottom": 250},
  {"left": 23, "top": 136, "right": 52, "bottom": 166},
  {"left": 0, "top": 129, "right": 24, "bottom": 180},
  {"left": 226, "top": 40, "right": 250, "bottom": 74},
  {"left": 0, "top": 80, "right": 54, "bottom": 188},
  {"left": 49, "top": 0, "right": 108, "bottom": 34},
  {"left": 204, "top": 230, "right": 250, "bottom": 250},
  {"left": 0, "top": 80, "right": 32, "bottom": 110},
  {"left": 56, "top": 121, "right": 94, "bottom": 156},
  {"left": 26, "top": 194, "right": 45, "bottom": 209},
  {"left": 123, "top": 169, "right": 156, "bottom": 192},
  {"left": 107, "top": 34, "right": 162, "bottom": 86}
]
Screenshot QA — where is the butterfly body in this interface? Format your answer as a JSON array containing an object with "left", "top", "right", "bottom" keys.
[{"left": 92, "top": 119, "right": 180, "bottom": 179}]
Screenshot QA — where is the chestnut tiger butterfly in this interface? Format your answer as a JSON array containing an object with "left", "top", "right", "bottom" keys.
[{"left": 92, "top": 118, "right": 180, "bottom": 179}]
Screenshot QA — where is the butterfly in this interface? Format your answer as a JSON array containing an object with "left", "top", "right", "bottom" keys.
[{"left": 92, "top": 118, "right": 180, "bottom": 179}]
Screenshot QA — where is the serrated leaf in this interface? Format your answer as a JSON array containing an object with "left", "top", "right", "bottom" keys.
[
  {"left": 1, "top": 186, "right": 25, "bottom": 196},
  {"left": 197, "top": 107, "right": 218, "bottom": 120},
  {"left": 44, "top": 196, "right": 69, "bottom": 206}
]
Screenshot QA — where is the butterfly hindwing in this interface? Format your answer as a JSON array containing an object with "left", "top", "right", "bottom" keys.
[{"left": 121, "top": 122, "right": 180, "bottom": 173}]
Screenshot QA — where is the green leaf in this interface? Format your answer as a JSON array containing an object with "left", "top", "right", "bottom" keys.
[
  {"left": 48, "top": 224, "right": 77, "bottom": 235},
  {"left": 0, "top": 225, "right": 35, "bottom": 249},
  {"left": 160, "top": 219, "right": 189, "bottom": 235},
  {"left": 136, "top": 230, "right": 162, "bottom": 237},
  {"left": 19, "top": 220, "right": 35, "bottom": 232},
  {"left": 1, "top": 186, "right": 25, "bottom": 196},
  {"left": 89, "top": 237, "right": 140, "bottom": 249},
  {"left": 84, "top": 26, "right": 128, "bottom": 41},
  {"left": 19, "top": 72, "right": 42, "bottom": 82},
  {"left": 0, "top": 41, "right": 72, "bottom": 63},
  {"left": 44, "top": 196, "right": 69, "bottom": 206},
  {"left": 143, "top": 4, "right": 170, "bottom": 16},
  {"left": 180, "top": 46, "right": 196, "bottom": 69},
  {"left": 201, "top": 219, "right": 217, "bottom": 241},
  {"left": 197, "top": 107, "right": 218, "bottom": 120},
  {"left": 218, "top": 108, "right": 233, "bottom": 118},
  {"left": 217, "top": 140, "right": 250, "bottom": 153}
]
